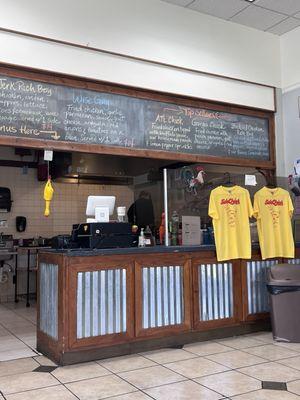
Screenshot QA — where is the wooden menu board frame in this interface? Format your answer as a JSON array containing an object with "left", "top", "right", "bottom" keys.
[{"left": 0, "top": 63, "right": 275, "bottom": 169}]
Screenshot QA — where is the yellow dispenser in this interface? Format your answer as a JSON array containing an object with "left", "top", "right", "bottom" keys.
[{"left": 44, "top": 179, "right": 54, "bottom": 217}]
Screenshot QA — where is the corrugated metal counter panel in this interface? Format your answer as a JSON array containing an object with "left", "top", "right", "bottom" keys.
[
  {"left": 288, "top": 259, "right": 300, "bottom": 265},
  {"left": 77, "top": 269, "right": 126, "bottom": 339},
  {"left": 198, "top": 263, "right": 233, "bottom": 321},
  {"left": 39, "top": 263, "right": 58, "bottom": 340},
  {"left": 142, "top": 266, "right": 184, "bottom": 329},
  {"left": 247, "top": 259, "right": 279, "bottom": 315}
]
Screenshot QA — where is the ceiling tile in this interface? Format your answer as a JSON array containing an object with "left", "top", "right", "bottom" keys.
[
  {"left": 255, "top": 0, "right": 300, "bottom": 16},
  {"left": 162, "top": 0, "right": 194, "bottom": 6},
  {"left": 231, "top": 5, "right": 286, "bottom": 30},
  {"left": 188, "top": 0, "right": 249, "bottom": 19},
  {"left": 267, "top": 17, "right": 300, "bottom": 35}
]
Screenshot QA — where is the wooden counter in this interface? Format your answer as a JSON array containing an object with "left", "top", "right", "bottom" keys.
[{"left": 37, "top": 246, "right": 300, "bottom": 365}]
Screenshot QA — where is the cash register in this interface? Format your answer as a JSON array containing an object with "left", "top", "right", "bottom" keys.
[{"left": 71, "top": 196, "right": 138, "bottom": 249}]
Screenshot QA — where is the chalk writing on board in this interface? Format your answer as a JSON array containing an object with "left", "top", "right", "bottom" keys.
[{"left": 0, "top": 75, "right": 270, "bottom": 160}]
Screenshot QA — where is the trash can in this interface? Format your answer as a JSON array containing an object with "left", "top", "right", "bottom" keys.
[{"left": 267, "top": 263, "right": 300, "bottom": 342}]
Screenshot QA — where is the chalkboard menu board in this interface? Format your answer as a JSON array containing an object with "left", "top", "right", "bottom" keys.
[{"left": 0, "top": 74, "right": 270, "bottom": 161}]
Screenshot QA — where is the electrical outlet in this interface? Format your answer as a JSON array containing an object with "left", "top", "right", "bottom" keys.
[{"left": 0, "top": 220, "right": 8, "bottom": 228}]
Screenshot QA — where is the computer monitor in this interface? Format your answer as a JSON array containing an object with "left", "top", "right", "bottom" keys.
[{"left": 86, "top": 196, "right": 116, "bottom": 222}]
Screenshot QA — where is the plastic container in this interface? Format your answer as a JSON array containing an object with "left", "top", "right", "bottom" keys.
[
  {"left": 202, "top": 229, "right": 210, "bottom": 245},
  {"left": 267, "top": 263, "right": 300, "bottom": 342},
  {"left": 117, "top": 206, "right": 126, "bottom": 222},
  {"left": 138, "top": 228, "right": 146, "bottom": 247}
]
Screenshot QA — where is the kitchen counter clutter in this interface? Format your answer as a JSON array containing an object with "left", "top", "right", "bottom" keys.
[{"left": 37, "top": 245, "right": 300, "bottom": 365}]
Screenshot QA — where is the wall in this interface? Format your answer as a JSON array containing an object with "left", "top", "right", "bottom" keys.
[
  {"left": 0, "top": 169, "right": 133, "bottom": 301},
  {"left": 281, "top": 26, "right": 300, "bottom": 91},
  {"left": 0, "top": 0, "right": 278, "bottom": 109},
  {"left": 282, "top": 87, "right": 300, "bottom": 176},
  {"left": 274, "top": 88, "right": 286, "bottom": 177},
  {"left": 0, "top": 0, "right": 280, "bottom": 86},
  {"left": 279, "top": 27, "right": 300, "bottom": 175},
  {"left": 0, "top": 149, "right": 134, "bottom": 238},
  {"left": 0, "top": 146, "right": 134, "bottom": 301}
]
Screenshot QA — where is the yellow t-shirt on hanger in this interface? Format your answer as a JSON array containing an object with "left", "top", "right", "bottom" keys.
[
  {"left": 253, "top": 187, "right": 294, "bottom": 260},
  {"left": 209, "top": 185, "right": 253, "bottom": 262}
]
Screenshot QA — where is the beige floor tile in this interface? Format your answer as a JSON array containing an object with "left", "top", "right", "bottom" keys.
[
  {"left": 66, "top": 374, "right": 136, "bottom": 400},
  {"left": 4, "top": 327, "right": 35, "bottom": 336},
  {"left": 288, "top": 379, "right": 300, "bottom": 395},
  {"left": 0, "top": 347, "right": 37, "bottom": 362},
  {"left": 195, "top": 370, "right": 261, "bottom": 397},
  {"left": 275, "top": 342, "right": 300, "bottom": 352},
  {"left": 145, "top": 380, "right": 222, "bottom": 400},
  {"left": 5, "top": 385, "right": 77, "bottom": 400},
  {"left": 0, "top": 325, "right": 10, "bottom": 334},
  {"left": 0, "top": 338, "right": 27, "bottom": 352},
  {"left": 119, "top": 365, "right": 185, "bottom": 389},
  {"left": 24, "top": 339, "right": 37, "bottom": 349},
  {"left": 99, "top": 354, "right": 156, "bottom": 373},
  {"left": 238, "top": 361, "right": 300, "bottom": 382},
  {"left": 0, "top": 335, "right": 15, "bottom": 343},
  {"left": 184, "top": 341, "right": 233, "bottom": 356},
  {"left": 216, "top": 336, "right": 265, "bottom": 350},
  {"left": 232, "top": 389, "right": 300, "bottom": 399},
  {"left": 140, "top": 348, "right": 196, "bottom": 364},
  {"left": 243, "top": 344, "right": 298, "bottom": 361},
  {"left": 52, "top": 361, "right": 110, "bottom": 383},
  {"left": 278, "top": 355, "right": 300, "bottom": 370},
  {"left": 0, "top": 371, "right": 59, "bottom": 395},
  {"left": 107, "top": 393, "right": 151, "bottom": 400},
  {"left": 20, "top": 335, "right": 36, "bottom": 343},
  {"left": 246, "top": 332, "right": 274, "bottom": 344},
  {"left": 207, "top": 350, "right": 265, "bottom": 369},
  {"left": 165, "top": 357, "right": 229, "bottom": 379},
  {"left": 34, "top": 355, "right": 57, "bottom": 367},
  {"left": 0, "top": 357, "right": 39, "bottom": 377},
  {"left": 9, "top": 327, "right": 36, "bottom": 337}
]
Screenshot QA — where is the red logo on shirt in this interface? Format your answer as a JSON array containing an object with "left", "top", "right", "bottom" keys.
[
  {"left": 221, "top": 198, "right": 240, "bottom": 205},
  {"left": 265, "top": 199, "right": 283, "bottom": 206}
]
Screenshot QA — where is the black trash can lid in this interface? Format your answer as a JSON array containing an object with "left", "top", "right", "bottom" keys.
[{"left": 267, "top": 263, "right": 300, "bottom": 286}]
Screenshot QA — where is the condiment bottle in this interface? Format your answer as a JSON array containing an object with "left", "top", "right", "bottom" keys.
[
  {"left": 159, "top": 213, "right": 165, "bottom": 245},
  {"left": 170, "top": 211, "right": 179, "bottom": 246},
  {"left": 144, "top": 225, "right": 154, "bottom": 246},
  {"left": 138, "top": 228, "right": 146, "bottom": 247}
]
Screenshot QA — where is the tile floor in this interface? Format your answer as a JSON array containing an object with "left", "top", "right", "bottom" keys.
[
  {"left": 0, "top": 302, "right": 37, "bottom": 362},
  {"left": 1, "top": 303, "right": 300, "bottom": 398}
]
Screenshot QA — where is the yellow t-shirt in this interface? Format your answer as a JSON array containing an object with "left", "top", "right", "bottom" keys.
[
  {"left": 209, "top": 186, "right": 253, "bottom": 262},
  {"left": 253, "top": 187, "right": 294, "bottom": 260}
]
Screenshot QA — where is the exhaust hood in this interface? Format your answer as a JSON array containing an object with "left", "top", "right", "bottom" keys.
[
  {"left": 52, "top": 153, "right": 133, "bottom": 185},
  {"left": 52, "top": 152, "right": 167, "bottom": 185}
]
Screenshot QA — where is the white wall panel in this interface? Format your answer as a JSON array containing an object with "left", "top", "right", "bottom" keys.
[
  {"left": 0, "top": 0, "right": 281, "bottom": 87},
  {"left": 0, "top": 31, "right": 275, "bottom": 110},
  {"left": 281, "top": 26, "right": 300, "bottom": 90}
]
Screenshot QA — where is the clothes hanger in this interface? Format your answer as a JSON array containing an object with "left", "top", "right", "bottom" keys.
[
  {"left": 265, "top": 172, "right": 277, "bottom": 189},
  {"left": 265, "top": 181, "right": 277, "bottom": 189},
  {"left": 222, "top": 172, "right": 236, "bottom": 188},
  {"left": 256, "top": 168, "right": 277, "bottom": 189},
  {"left": 265, "top": 174, "right": 277, "bottom": 189}
]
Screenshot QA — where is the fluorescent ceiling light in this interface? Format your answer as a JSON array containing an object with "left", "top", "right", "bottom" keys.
[{"left": 245, "top": 0, "right": 255, "bottom": 2}]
